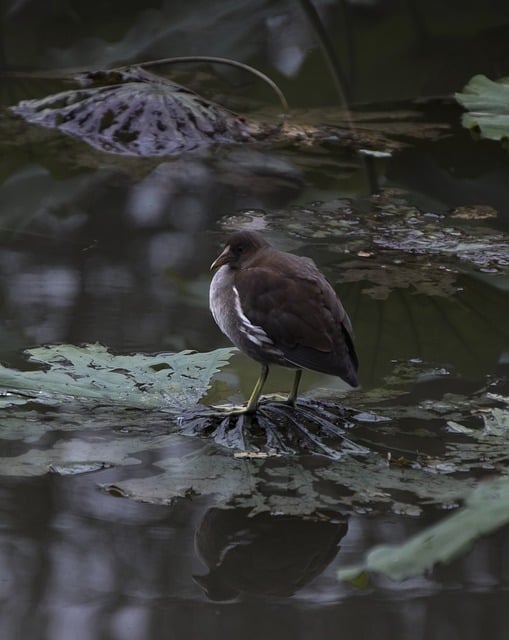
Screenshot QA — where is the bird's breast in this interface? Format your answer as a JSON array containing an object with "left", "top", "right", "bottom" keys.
[{"left": 209, "top": 266, "right": 236, "bottom": 337}]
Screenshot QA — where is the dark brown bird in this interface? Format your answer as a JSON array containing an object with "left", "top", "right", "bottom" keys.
[{"left": 209, "top": 231, "right": 358, "bottom": 413}]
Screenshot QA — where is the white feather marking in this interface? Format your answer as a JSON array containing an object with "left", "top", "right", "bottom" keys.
[{"left": 233, "top": 286, "right": 273, "bottom": 347}]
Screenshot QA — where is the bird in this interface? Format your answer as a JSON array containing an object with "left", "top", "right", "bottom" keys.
[{"left": 209, "top": 230, "right": 358, "bottom": 413}]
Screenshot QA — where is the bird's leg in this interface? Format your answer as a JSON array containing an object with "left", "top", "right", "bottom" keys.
[
  {"left": 245, "top": 363, "right": 270, "bottom": 413},
  {"left": 210, "top": 364, "right": 269, "bottom": 415},
  {"left": 286, "top": 369, "right": 302, "bottom": 407}
]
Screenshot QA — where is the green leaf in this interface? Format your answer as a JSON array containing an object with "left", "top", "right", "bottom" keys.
[
  {"left": 338, "top": 476, "right": 509, "bottom": 583},
  {"left": 455, "top": 74, "right": 509, "bottom": 141},
  {"left": 0, "top": 343, "right": 235, "bottom": 411}
]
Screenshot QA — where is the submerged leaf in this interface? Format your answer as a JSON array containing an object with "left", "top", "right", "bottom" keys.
[
  {"left": 101, "top": 443, "right": 472, "bottom": 517},
  {"left": 0, "top": 343, "right": 235, "bottom": 411},
  {"left": 11, "top": 68, "right": 260, "bottom": 156}
]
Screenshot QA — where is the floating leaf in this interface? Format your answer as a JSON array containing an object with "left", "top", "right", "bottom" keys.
[
  {"left": 101, "top": 442, "right": 472, "bottom": 517},
  {"left": 338, "top": 476, "right": 509, "bottom": 583},
  {"left": 0, "top": 410, "right": 173, "bottom": 477},
  {"left": 455, "top": 74, "right": 509, "bottom": 141},
  {"left": 231, "top": 191, "right": 509, "bottom": 278},
  {"left": 0, "top": 343, "right": 235, "bottom": 411},
  {"left": 11, "top": 68, "right": 260, "bottom": 156},
  {"left": 0, "top": 353, "right": 507, "bottom": 524}
]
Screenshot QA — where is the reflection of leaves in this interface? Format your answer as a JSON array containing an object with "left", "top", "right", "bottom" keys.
[
  {"left": 343, "top": 274, "right": 509, "bottom": 381},
  {"left": 11, "top": 68, "right": 261, "bottom": 156},
  {"left": 451, "top": 205, "right": 498, "bottom": 221},
  {"left": 456, "top": 74, "right": 509, "bottom": 141},
  {"left": 338, "top": 476, "right": 509, "bottom": 583},
  {"left": 369, "top": 190, "right": 509, "bottom": 270},
  {"left": 354, "top": 376, "right": 509, "bottom": 475},
  {"left": 339, "top": 260, "right": 460, "bottom": 300},
  {"left": 0, "top": 407, "right": 180, "bottom": 477},
  {"left": 481, "top": 405, "right": 509, "bottom": 436},
  {"left": 0, "top": 344, "right": 235, "bottom": 411}
]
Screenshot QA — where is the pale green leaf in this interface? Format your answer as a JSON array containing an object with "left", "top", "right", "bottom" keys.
[
  {"left": 0, "top": 343, "right": 235, "bottom": 411},
  {"left": 455, "top": 74, "right": 509, "bottom": 141},
  {"left": 338, "top": 476, "right": 509, "bottom": 582}
]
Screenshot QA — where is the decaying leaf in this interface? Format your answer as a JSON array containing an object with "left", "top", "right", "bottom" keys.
[
  {"left": 9, "top": 64, "right": 453, "bottom": 159},
  {"left": 11, "top": 68, "right": 263, "bottom": 156}
]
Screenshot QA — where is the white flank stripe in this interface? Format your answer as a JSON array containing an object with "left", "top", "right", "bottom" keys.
[{"left": 233, "top": 286, "right": 273, "bottom": 347}]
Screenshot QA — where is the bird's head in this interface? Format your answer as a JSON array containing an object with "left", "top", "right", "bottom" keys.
[{"left": 210, "top": 231, "right": 270, "bottom": 271}]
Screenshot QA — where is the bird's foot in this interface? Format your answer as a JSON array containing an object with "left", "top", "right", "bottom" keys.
[
  {"left": 210, "top": 394, "right": 290, "bottom": 415},
  {"left": 209, "top": 403, "right": 255, "bottom": 416},
  {"left": 258, "top": 393, "right": 289, "bottom": 404}
]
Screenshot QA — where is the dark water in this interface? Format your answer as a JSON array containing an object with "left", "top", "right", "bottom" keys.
[
  {"left": 3, "top": 471, "right": 509, "bottom": 640},
  {"left": 1, "top": 2, "right": 509, "bottom": 638}
]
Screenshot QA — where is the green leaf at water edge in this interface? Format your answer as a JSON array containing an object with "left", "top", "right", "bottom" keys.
[
  {"left": 455, "top": 74, "right": 509, "bottom": 141},
  {"left": 0, "top": 344, "right": 236, "bottom": 411},
  {"left": 337, "top": 476, "right": 509, "bottom": 583}
]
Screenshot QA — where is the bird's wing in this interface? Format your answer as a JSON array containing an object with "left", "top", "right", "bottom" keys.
[
  {"left": 235, "top": 267, "right": 335, "bottom": 349},
  {"left": 234, "top": 261, "right": 358, "bottom": 383}
]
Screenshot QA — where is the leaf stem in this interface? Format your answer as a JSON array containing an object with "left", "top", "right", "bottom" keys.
[{"left": 112, "top": 56, "right": 289, "bottom": 112}]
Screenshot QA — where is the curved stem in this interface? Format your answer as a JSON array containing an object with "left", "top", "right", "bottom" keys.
[
  {"left": 113, "top": 55, "right": 289, "bottom": 112},
  {"left": 1, "top": 56, "right": 289, "bottom": 111}
]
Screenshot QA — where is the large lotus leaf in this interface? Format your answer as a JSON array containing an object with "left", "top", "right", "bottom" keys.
[
  {"left": 0, "top": 356, "right": 508, "bottom": 523},
  {"left": 0, "top": 400, "right": 473, "bottom": 514},
  {"left": 10, "top": 68, "right": 258, "bottom": 156},
  {"left": 0, "top": 409, "right": 187, "bottom": 477},
  {"left": 337, "top": 476, "right": 509, "bottom": 583},
  {"left": 0, "top": 343, "right": 235, "bottom": 411},
  {"left": 87, "top": 384, "right": 507, "bottom": 516},
  {"left": 455, "top": 74, "right": 509, "bottom": 141}
]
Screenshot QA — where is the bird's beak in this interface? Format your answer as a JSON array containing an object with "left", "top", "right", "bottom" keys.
[{"left": 210, "top": 245, "right": 231, "bottom": 270}]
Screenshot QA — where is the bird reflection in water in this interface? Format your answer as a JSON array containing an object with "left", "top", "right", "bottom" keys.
[{"left": 193, "top": 507, "right": 348, "bottom": 601}]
